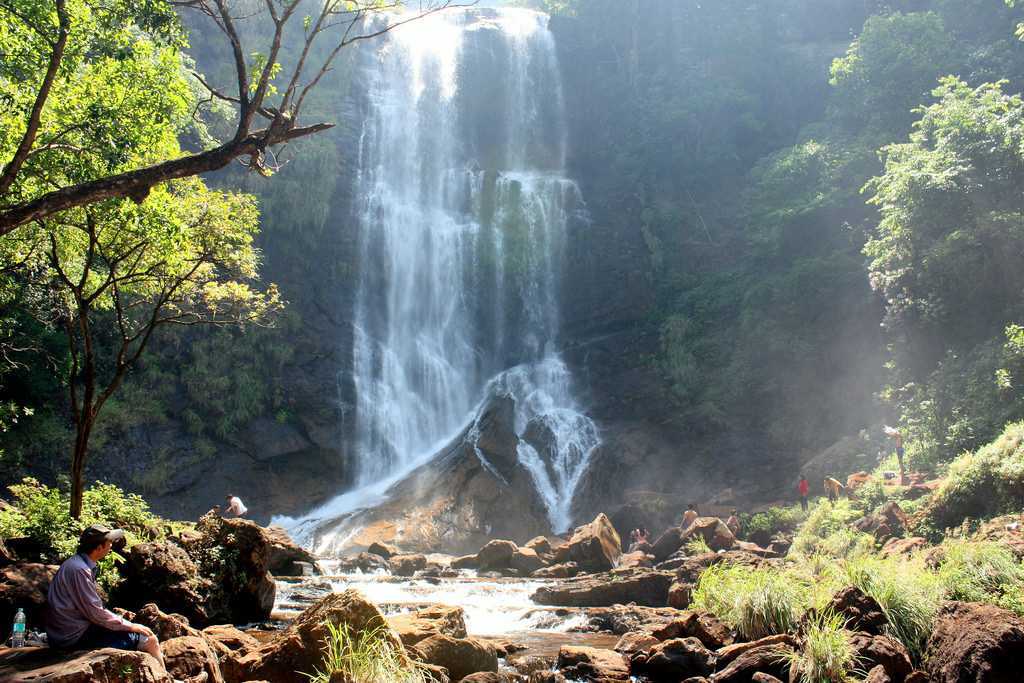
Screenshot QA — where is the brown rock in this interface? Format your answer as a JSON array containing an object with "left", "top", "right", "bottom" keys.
[
  {"left": 865, "top": 665, "right": 893, "bottom": 683},
  {"left": 651, "top": 527, "right": 684, "bottom": 562},
  {"left": 163, "top": 635, "right": 224, "bottom": 683},
  {"left": 682, "top": 517, "right": 736, "bottom": 552},
  {"left": 387, "top": 605, "right": 467, "bottom": 648},
  {"left": 476, "top": 540, "right": 519, "bottom": 570},
  {"left": 709, "top": 643, "right": 792, "bottom": 682},
  {"left": 529, "top": 672, "right": 567, "bottom": 683},
  {"left": 0, "top": 647, "right": 170, "bottom": 682},
  {"left": 413, "top": 633, "right": 498, "bottom": 681},
  {"left": 905, "top": 672, "right": 929, "bottom": 683},
  {"left": 651, "top": 611, "right": 734, "bottom": 649},
  {"left": 189, "top": 513, "right": 276, "bottom": 624},
  {"left": 452, "top": 554, "right": 480, "bottom": 570},
  {"left": 751, "top": 674, "right": 784, "bottom": 683},
  {"left": 113, "top": 542, "right": 208, "bottom": 625},
  {"left": 135, "top": 603, "right": 202, "bottom": 641},
  {"left": 668, "top": 581, "right": 693, "bottom": 609},
  {"left": 715, "top": 635, "right": 797, "bottom": 667},
  {"left": 618, "top": 551, "right": 654, "bottom": 569},
  {"left": 531, "top": 568, "right": 673, "bottom": 607},
  {"left": 880, "top": 537, "right": 928, "bottom": 558},
  {"left": 391, "top": 553, "right": 428, "bottom": 577},
  {"left": 849, "top": 632, "right": 912, "bottom": 683},
  {"left": 510, "top": 547, "right": 546, "bottom": 575},
  {"left": 532, "top": 562, "right": 579, "bottom": 579},
  {"left": 924, "top": 601, "right": 1024, "bottom": 683},
  {"left": 0, "top": 563, "right": 57, "bottom": 642},
  {"left": 828, "top": 586, "right": 888, "bottom": 635},
  {"left": 854, "top": 502, "right": 909, "bottom": 542},
  {"left": 631, "top": 637, "right": 714, "bottom": 679},
  {"left": 508, "top": 653, "right": 555, "bottom": 677},
  {"left": 263, "top": 525, "right": 318, "bottom": 577},
  {"left": 337, "top": 552, "right": 390, "bottom": 574},
  {"left": 613, "top": 631, "right": 660, "bottom": 655},
  {"left": 367, "top": 541, "right": 399, "bottom": 559},
  {"left": 556, "top": 646, "right": 629, "bottom": 681},
  {"left": 461, "top": 673, "right": 517, "bottom": 682},
  {"left": 525, "top": 536, "right": 553, "bottom": 555},
  {"left": 567, "top": 514, "right": 622, "bottom": 573},
  {"left": 202, "top": 624, "right": 258, "bottom": 652},
  {"left": 233, "top": 589, "right": 402, "bottom": 683}
]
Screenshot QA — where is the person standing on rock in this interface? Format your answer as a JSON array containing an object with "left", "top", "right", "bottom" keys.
[
  {"left": 884, "top": 426, "right": 907, "bottom": 485},
  {"left": 45, "top": 525, "right": 166, "bottom": 671},
  {"left": 681, "top": 503, "right": 698, "bottom": 530},
  {"left": 798, "top": 476, "right": 810, "bottom": 512},
  {"left": 224, "top": 494, "right": 248, "bottom": 517},
  {"left": 824, "top": 477, "right": 845, "bottom": 503}
]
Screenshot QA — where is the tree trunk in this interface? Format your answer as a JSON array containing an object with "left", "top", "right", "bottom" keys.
[{"left": 69, "top": 417, "right": 93, "bottom": 520}]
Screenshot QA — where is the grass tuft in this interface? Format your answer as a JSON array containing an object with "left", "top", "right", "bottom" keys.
[
  {"left": 786, "top": 610, "right": 858, "bottom": 683},
  {"left": 692, "top": 563, "right": 810, "bottom": 640},
  {"left": 304, "top": 621, "right": 438, "bottom": 683}
]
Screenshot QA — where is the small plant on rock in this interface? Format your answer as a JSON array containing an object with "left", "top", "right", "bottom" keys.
[
  {"left": 304, "top": 621, "right": 437, "bottom": 683},
  {"left": 685, "top": 534, "right": 712, "bottom": 555},
  {"left": 692, "top": 563, "right": 810, "bottom": 640},
  {"left": 786, "top": 610, "right": 859, "bottom": 683}
]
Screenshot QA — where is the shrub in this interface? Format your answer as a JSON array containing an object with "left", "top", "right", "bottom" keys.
[
  {"left": 786, "top": 610, "right": 857, "bottom": 683},
  {"left": 918, "top": 422, "right": 1024, "bottom": 534},
  {"left": 304, "top": 621, "right": 437, "bottom": 683},
  {"left": 743, "top": 504, "right": 805, "bottom": 543},
  {"left": 692, "top": 563, "right": 810, "bottom": 640},
  {"left": 937, "top": 540, "right": 1024, "bottom": 615},
  {"left": 843, "top": 556, "right": 940, "bottom": 663},
  {"left": 790, "top": 500, "right": 865, "bottom": 558}
]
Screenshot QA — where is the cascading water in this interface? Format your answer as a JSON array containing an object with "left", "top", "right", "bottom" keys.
[{"left": 281, "top": 8, "right": 598, "bottom": 541}]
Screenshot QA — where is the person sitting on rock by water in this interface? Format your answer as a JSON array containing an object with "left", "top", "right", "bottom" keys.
[
  {"left": 45, "top": 525, "right": 165, "bottom": 671},
  {"left": 726, "top": 509, "right": 740, "bottom": 535},
  {"left": 824, "top": 477, "right": 845, "bottom": 503},
  {"left": 798, "top": 475, "right": 810, "bottom": 512},
  {"left": 682, "top": 503, "right": 698, "bottom": 529},
  {"left": 224, "top": 494, "right": 248, "bottom": 517}
]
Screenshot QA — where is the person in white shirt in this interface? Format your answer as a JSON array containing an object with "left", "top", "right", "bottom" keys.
[{"left": 224, "top": 494, "right": 248, "bottom": 517}]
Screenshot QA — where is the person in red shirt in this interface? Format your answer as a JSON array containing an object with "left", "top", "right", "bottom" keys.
[{"left": 798, "top": 476, "right": 810, "bottom": 512}]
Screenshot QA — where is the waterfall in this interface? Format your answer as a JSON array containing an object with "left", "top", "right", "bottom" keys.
[{"left": 282, "top": 8, "right": 598, "bottom": 538}]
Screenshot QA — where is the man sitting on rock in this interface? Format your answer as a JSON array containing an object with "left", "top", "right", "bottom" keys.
[{"left": 45, "top": 524, "right": 165, "bottom": 671}]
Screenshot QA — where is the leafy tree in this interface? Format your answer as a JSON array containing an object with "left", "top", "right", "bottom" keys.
[{"left": 0, "top": 0, "right": 464, "bottom": 234}]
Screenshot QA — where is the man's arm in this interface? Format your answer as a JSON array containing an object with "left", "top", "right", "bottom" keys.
[{"left": 68, "top": 567, "right": 137, "bottom": 632}]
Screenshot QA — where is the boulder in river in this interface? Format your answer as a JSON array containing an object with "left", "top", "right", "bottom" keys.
[
  {"left": 337, "top": 551, "right": 390, "bottom": 574},
  {"left": 556, "top": 646, "right": 630, "bottom": 681},
  {"left": 532, "top": 562, "right": 579, "bottom": 578},
  {"left": 510, "top": 547, "right": 546, "bottom": 575},
  {"left": 532, "top": 568, "right": 674, "bottom": 607},
  {"left": 651, "top": 611, "right": 734, "bottom": 649},
  {"left": 566, "top": 513, "right": 622, "bottom": 573},
  {"left": 387, "top": 605, "right": 467, "bottom": 648},
  {"left": 630, "top": 637, "right": 715, "bottom": 680},
  {"left": 412, "top": 633, "right": 498, "bottom": 681},
  {"left": 263, "top": 525, "right": 319, "bottom": 576},
  {"left": 368, "top": 541, "right": 400, "bottom": 559},
  {"left": 391, "top": 553, "right": 428, "bottom": 577},
  {"left": 476, "top": 539, "right": 519, "bottom": 570}
]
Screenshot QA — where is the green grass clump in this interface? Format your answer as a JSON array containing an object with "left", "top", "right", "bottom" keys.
[
  {"left": 685, "top": 534, "right": 712, "bottom": 555},
  {"left": 918, "top": 422, "right": 1024, "bottom": 535},
  {"left": 843, "top": 556, "right": 940, "bottom": 663},
  {"left": 790, "top": 500, "right": 866, "bottom": 558},
  {"left": 742, "top": 504, "right": 806, "bottom": 542},
  {"left": 937, "top": 540, "right": 1024, "bottom": 615},
  {"left": 304, "top": 622, "right": 437, "bottom": 683},
  {"left": 692, "top": 563, "right": 811, "bottom": 640},
  {"left": 786, "top": 610, "right": 858, "bottom": 683}
]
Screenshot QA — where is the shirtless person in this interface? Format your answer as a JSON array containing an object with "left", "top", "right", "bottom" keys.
[{"left": 681, "top": 503, "right": 698, "bottom": 530}]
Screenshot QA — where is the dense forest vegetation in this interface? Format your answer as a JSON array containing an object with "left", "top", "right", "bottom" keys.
[{"left": 3, "top": 0, "right": 1024, "bottom": 516}]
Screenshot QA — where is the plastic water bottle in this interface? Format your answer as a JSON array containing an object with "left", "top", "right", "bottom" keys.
[{"left": 11, "top": 608, "right": 26, "bottom": 647}]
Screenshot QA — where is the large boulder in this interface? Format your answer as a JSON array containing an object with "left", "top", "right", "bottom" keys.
[
  {"left": 556, "top": 646, "right": 630, "bottom": 681},
  {"left": 189, "top": 513, "right": 276, "bottom": 624},
  {"left": 412, "top": 633, "right": 498, "bottom": 681},
  {"left": 0, "top": 563, "right": 57, "bottom": 641},
  {"left": 162, "top": 635, "right": 225, "bottom": 683},
  {"left": 134, "top": 603, "right": 201, "bottom": 641},
  {"left": 387, "top": 605, "right": 467, "bottom": 648},
  {"left": 849, "top": 633, "right": 912, "bottom": 683},
  {"left": 391, "top": 553, "right": 428, "bottom": 577},
  {"left": 566, "top": 514, "right": 622, "bottom": 573},
  {"left": 828, "top": 586, "right": 887, "bottom": 635},
  {"left": 614, "top": 631, "right": 661, "bottom": 656},
  {"left": 113, "top": 542, "right": 208, "bottom": 625},
  {"left": 231, "top": 589, "right": 402, "bottom": 683},
  {"left": 263, "top": 525, "right": 318, "bottom": 577},
  {"left": 651, "top": 611, "right": 734, "bottom": 649},
  {"left": 510, "top": 548, "right": 546, "bottom": 576},
  {"left": 337, "top": 552, "right": 390, "bottom": 574},
  {"left": 650, "top": 527, "right": 684, "bottom": 562},
  {"left": 714, "top": 635, "right": 797, "bottom": 669},
  {"left": 924, "top": 601, "right": 1024, "bottom": 683},
  {"left": 476, "top": 540, "right": 519, "bottom": 570},
  {"left": 630, "top": 637, "right": 715, "bottom": 680},
  {"left": 531, "top": 568, "right": 674, "bottom": 607},
  {"left": 681, "top": 517, "right": 736, "bottom": 552},
  {"left": 367, "top": 541, "right": 399, "bottom": 560},
  {"left": 709, "top": 643, "right": 792, "bottom": 682},
  {"left": 854, "top": 502, "right": 909, "bottom": 542},
  {"left": 532, "top": 562, "right": 579, "bottom": 579},
  {"left": 0, "top": 647, "right": 170, "bottom": 682}
]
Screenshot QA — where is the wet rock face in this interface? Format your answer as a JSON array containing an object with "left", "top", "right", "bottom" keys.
[
  {"left": 924, "top": 601, "right": 1024, "bottom": 683},
  {"left": 531, "top": 568, "right": 674, "bottom": 607}
]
